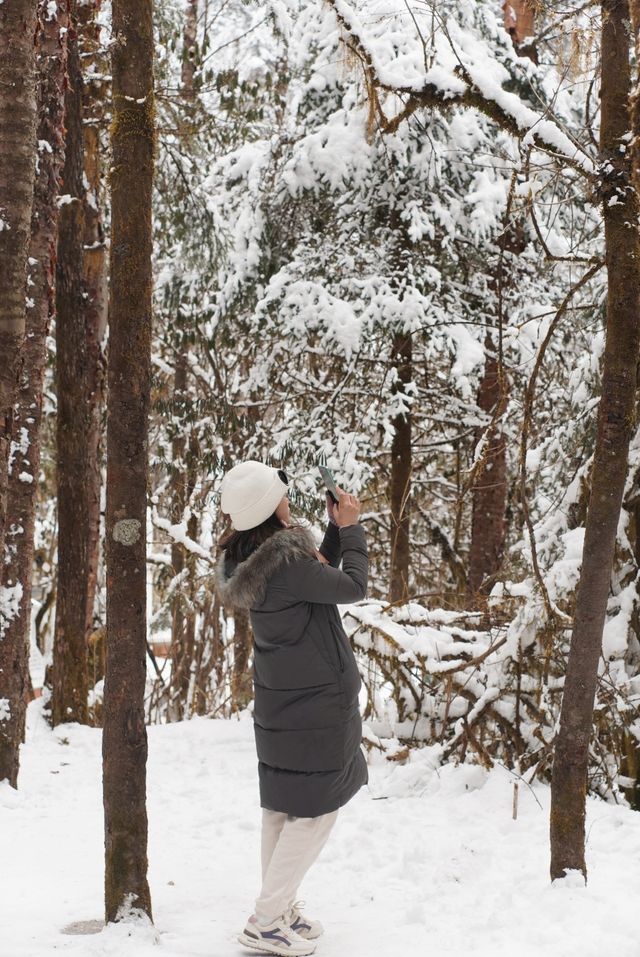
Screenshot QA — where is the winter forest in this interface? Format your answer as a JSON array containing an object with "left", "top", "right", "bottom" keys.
[{"left": 3, "top": 0, "right": 640, "bottom": 953}]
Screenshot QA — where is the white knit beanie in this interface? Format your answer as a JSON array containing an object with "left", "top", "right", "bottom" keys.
[{"left": 220, "top": 460, "right": 289, "bottom": 531}]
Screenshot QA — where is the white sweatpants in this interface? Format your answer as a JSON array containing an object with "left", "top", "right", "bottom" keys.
[{"left": 254, "top": 807, "right": 339, "bottom": 922}]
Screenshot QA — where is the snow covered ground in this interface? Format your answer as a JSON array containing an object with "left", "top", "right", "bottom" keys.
[{"left": 3, "top": 700, "right": 640, "bottom": 957}]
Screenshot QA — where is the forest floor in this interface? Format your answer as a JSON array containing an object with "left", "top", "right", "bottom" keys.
[{"left": 2, "top": 700, "right": 640, "bottom": 957}]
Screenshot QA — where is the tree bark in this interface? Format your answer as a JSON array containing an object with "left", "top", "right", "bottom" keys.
[
  {"left": 168, "top": 0, "right": 199, "bottom": 721},
  {"left": 502, "top": 0, "right": 538, "bottom": 61},
  {"left": 193, "top": 591, "right": 222, "bottom": 716},
  {"left": 467, "top": 336, "right": 508, "bottom": 596},
  {"left": 103, "top": 0, "right": 154, "bottom": 923},
  {"left": 168, "top": 354, "right": 188, "bottom": 722},
  {"left": 386, "top": 202, "right": 413, "bottom": 604},
  {"left": 180, "top": 0, "right": 198, "bottom": 100},
  {"left": 168, "top": 354, "right": 197, "bottom": 720},
  {"left": 0, "top": 1, "right": 38, "bottom": 570},
  {"left": 467, "top": 14, "right": 535, "bottom": 601},
  {"left": 550, "top": 0, "right": 640, "bottom": 880},
  {"left": 78, "top": 0, "right": 108, "bottom": 645},
  {"left": 51, "top": 0, "right": 90, "bottom": 726},
  {"left": 0, "top": 0, "right": 69, "bottom": 787},
  {"left": 51, "top": 0, "right": 107, "bottom": 723},
  {"left": 389, "top": 329, "right": 412, "bottom": 603}
]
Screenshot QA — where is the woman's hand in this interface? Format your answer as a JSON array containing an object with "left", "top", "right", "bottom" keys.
[{"left": 335, "top": 490, "right": 360, "bottom": 528}]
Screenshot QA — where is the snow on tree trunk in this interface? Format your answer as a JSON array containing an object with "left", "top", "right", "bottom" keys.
[
  {"left": 388, "top": 208, "right": 412, "bottom": 604},
  {"left": 389, "top": 328, "right": 412, "bottom": 603},
  {"left": 168, "top": 0, "right": 199, "bottom": 720},
  {"left": 0, "top": 1, "right": 70, "bottom": 786},
  {"left": 169, "top": 357, "right": 198, "bottom": 720},
  {"left": 78, "top": 0, "right": 108, "bottom": 648},
  {"left": 103, "top": 0, "right": 154, "bottom": 924},
  {"left": 0, "top": 1, "right": 38, "bottom": 575},
  {"left": 549, "top": 0, "right": 640, "bottom": 880},
  {"left": 52, "top": 0, "right": 90, "bottom": 726}
]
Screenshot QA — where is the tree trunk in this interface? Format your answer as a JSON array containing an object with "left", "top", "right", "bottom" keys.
[
  {"left": 389, "top": 329, "right": 412, "bottom": 603},
  {"left": 103, "top": 0, "right": 155, "bottom": 923},
  {"left": 0, "top": 1, "right": 38, "bottom": 569},
  {"left": 0, "top": 1, "right": 69, "bottom": 787},
  {"left": 51, "top": 2, "right": 89, "bottom": 726},
  {"left": 169, "top": 355, "right": 197, "bottom": 720},
  {"left": 180, "top": 0, "right": 198, "bottom": 100},
  {"left": 502, "top": 0, "right": 538, "bottom": 61},
  {"left": 467, "top": 337, "right": 508, "bottom": 596},
  {"left": 231, "top": 609, "right": 253, "bottom": 712},
  {"left": 168, "top": 0, "right": 199, "bottom": 721},
  {"left": 467, "top": 12, "right": 535, "bottom": 601},
  {"left": 193, "top": 591, "right": 222, "bottom": 716},
  {"left": 78, "top": 0, "right": 108, "bottom": 645},
  {"left": 549, "top": 0, "right": 640, "bottom": 880}
]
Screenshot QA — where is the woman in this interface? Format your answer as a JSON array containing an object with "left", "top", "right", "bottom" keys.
[{"left": 215, "top": 460, "right": 369, "bottom": 957}]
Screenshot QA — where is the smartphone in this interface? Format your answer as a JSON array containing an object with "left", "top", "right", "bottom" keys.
[{"left": 318, "top": 465, "right": 339, "bottom": 504}]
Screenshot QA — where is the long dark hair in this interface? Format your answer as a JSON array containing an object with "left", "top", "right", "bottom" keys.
[{"left": 219, "top": 512, "right": 286, "bottom": 568}]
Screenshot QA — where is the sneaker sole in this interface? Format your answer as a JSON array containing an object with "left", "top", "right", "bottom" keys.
[{"left": 237, "top": 931, "right": 316, "bottom": 957}]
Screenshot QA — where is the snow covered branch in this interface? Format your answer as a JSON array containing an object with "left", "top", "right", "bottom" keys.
[
  {"left": 344, "top": 596, "right": 639, "bottom": 797},
  {"left": 326, "top": 0, "right": 596, "bottom": 178},
  {"left": 152, "top": 509, "right": 214, "bottom": 564}
]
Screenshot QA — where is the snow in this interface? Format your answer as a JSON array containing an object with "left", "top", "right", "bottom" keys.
[
  {"left": 447, "top": 322, "right": 485, "bottom": 381},
  {"left": 0, "top": 582, "right": 23, "bottom": 638},
  {"left": 8, "top": 426, "right": 30, "bottom": 476},
  {"left": 602, "top": 582, "right": 637, "bottom": 661},
  {"left": 543, "top": 527, "right": 585, "bottom": 603},
  {"left": 260, "top": 278, "right": 363, "bottom": 358},
  {"left": 3, "top": 701, "right": 640, "bottom": 956},
  {"left": 328, "top": 0, "right": 595, "bottom": 173},
  {"left": 152, "top": 510, "right": 213, "bottom": 563}
]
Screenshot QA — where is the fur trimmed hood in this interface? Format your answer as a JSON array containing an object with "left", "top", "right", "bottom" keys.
[{"left": 215, "top": 525, "right": 317, "bottom": 610}]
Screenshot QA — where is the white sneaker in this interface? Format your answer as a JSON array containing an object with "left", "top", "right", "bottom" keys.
[
  {"left": 237, "top": 913, "right": 317, "bottom": 956},
  {"left": 286, "top": 900, "right": 324, "bottom": 940}
]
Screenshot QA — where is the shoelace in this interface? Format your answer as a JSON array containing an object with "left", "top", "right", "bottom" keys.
[{"left": 288, "top": 899, "right": 307, "bottom": 919}]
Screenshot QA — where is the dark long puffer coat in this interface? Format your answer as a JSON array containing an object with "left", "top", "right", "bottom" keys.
[{"left": 216, "top": 521, "right": 369, "bottom": 817}]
